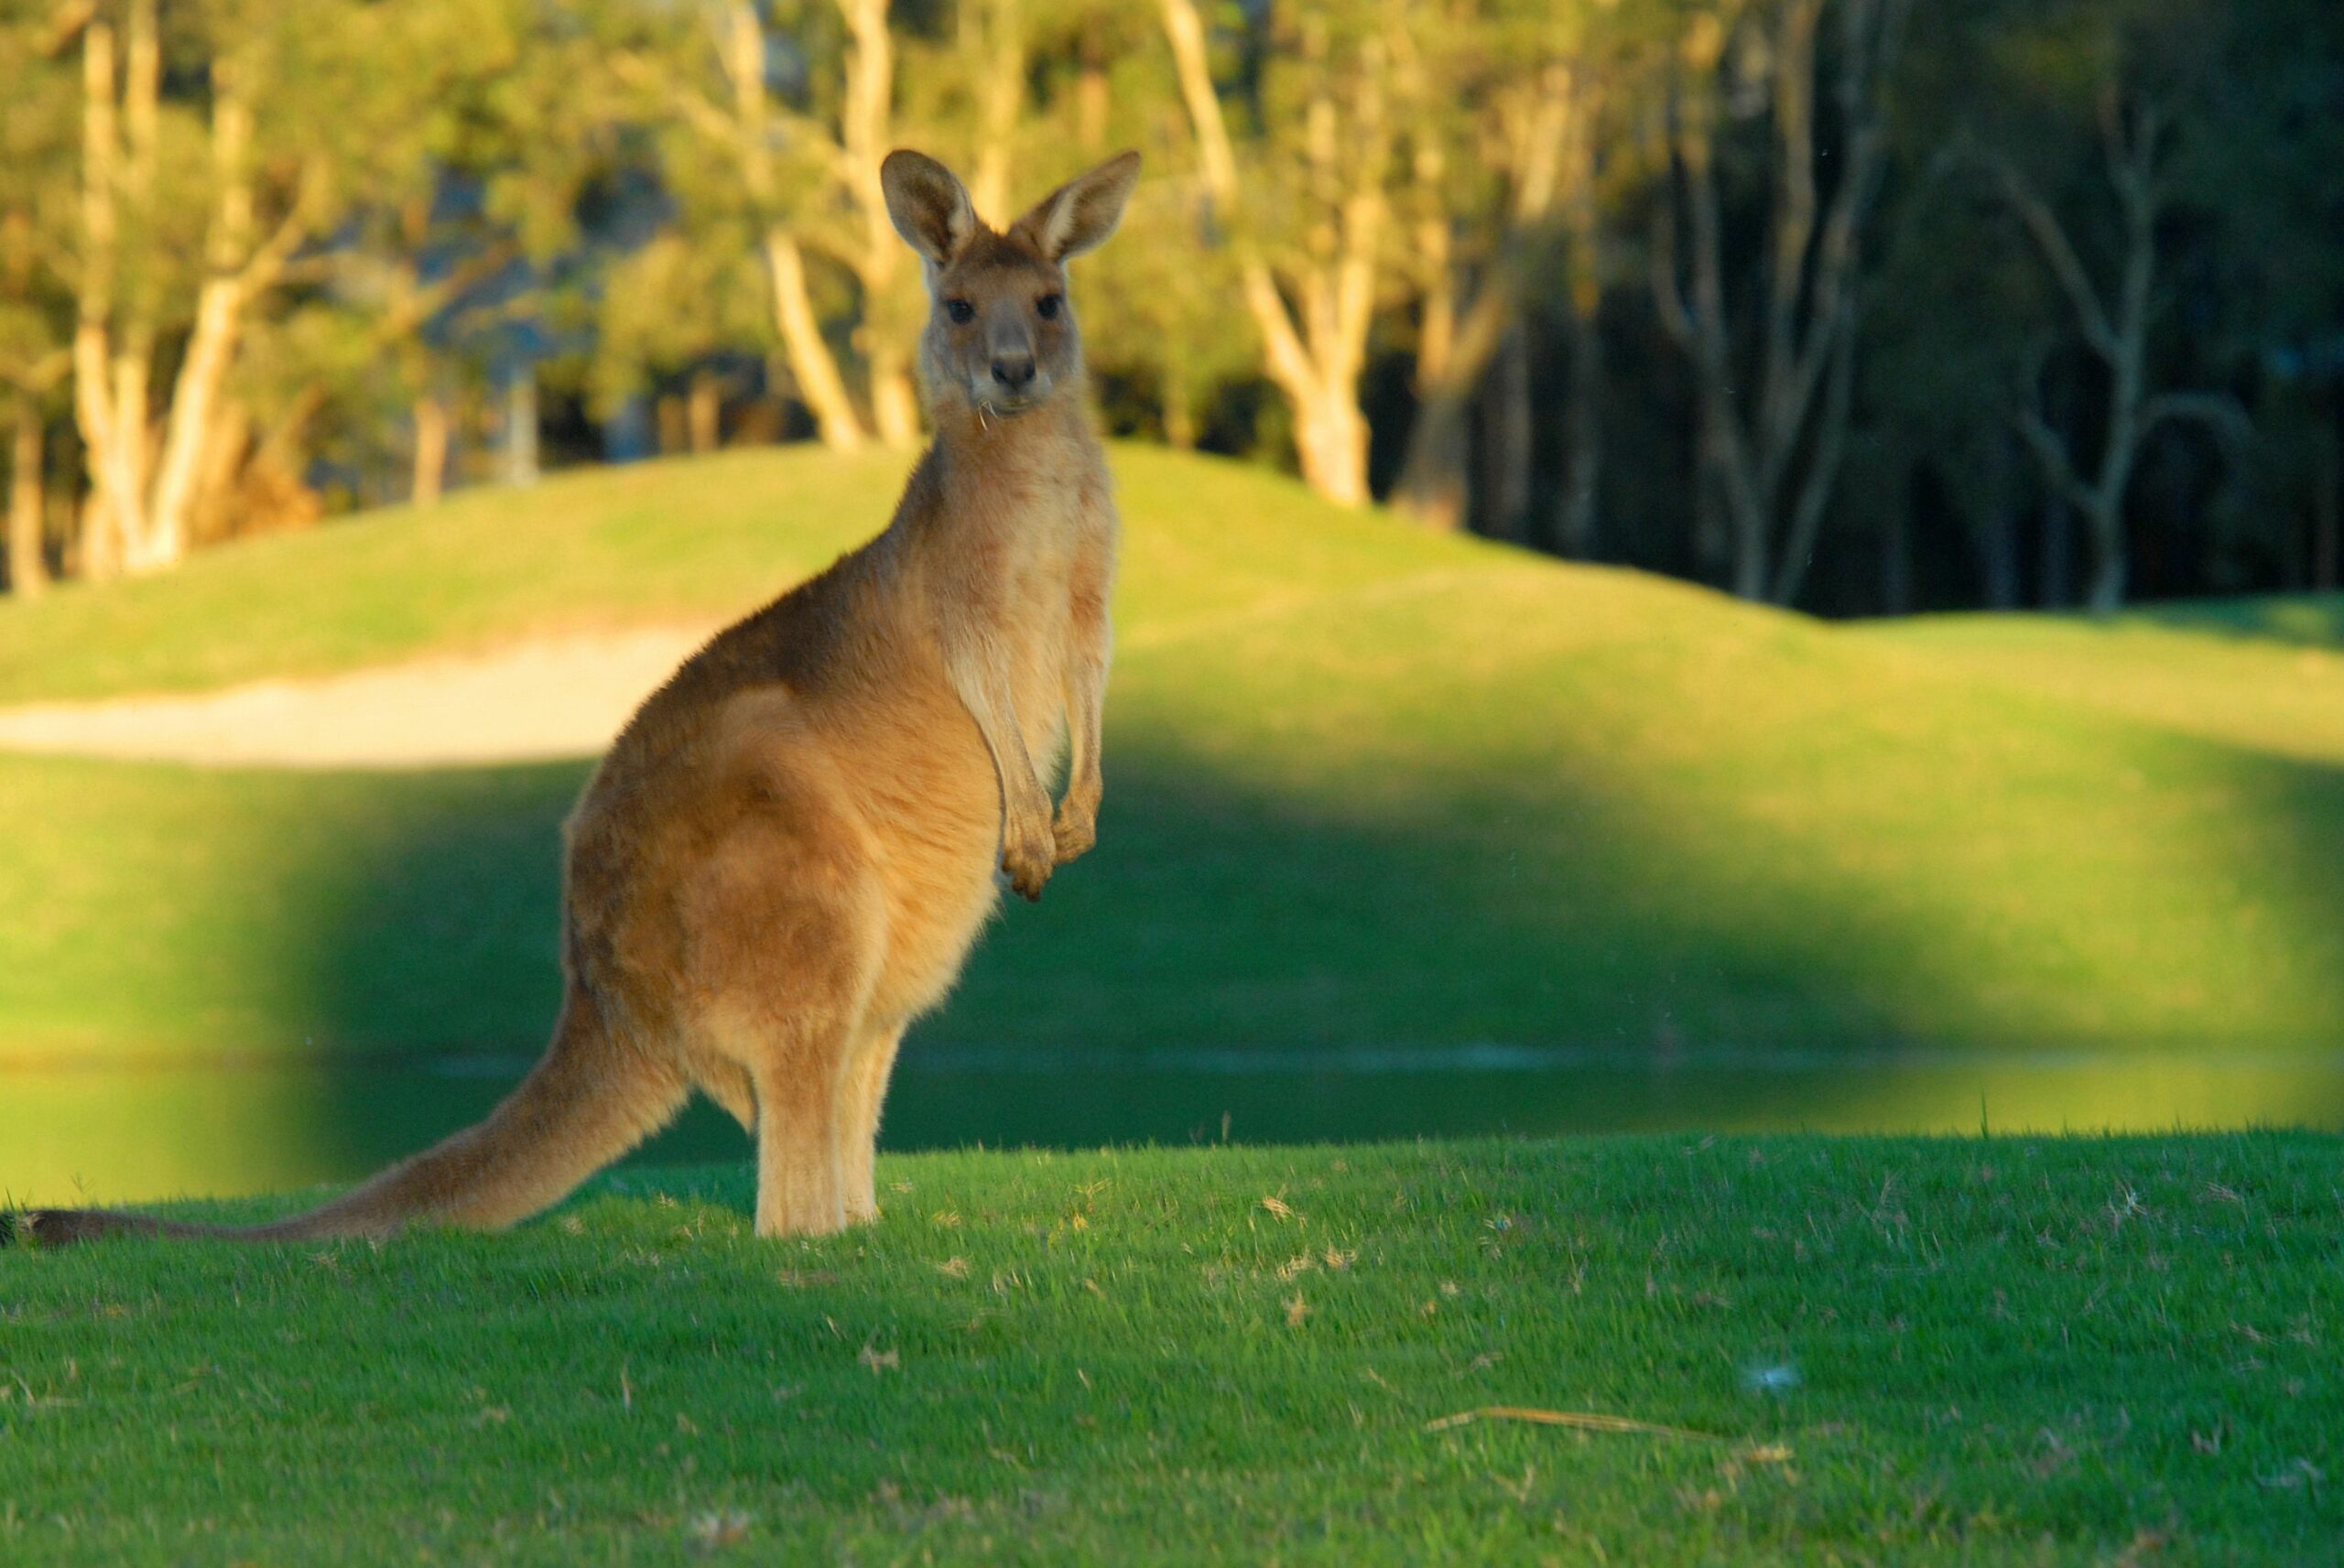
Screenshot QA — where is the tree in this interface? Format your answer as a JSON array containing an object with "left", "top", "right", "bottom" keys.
[
  {"left": 62, "top": 0, "right": 342, "bottom": 577},
  {"left": 1982, "top": 94, "right": 2248, "bottom": 612},
  {"left": 1650, "top": 0, "right": 1907, "bottom": 603},
  {"left": 1388, "top": 7, "right": 1610, "bottom": 536},
  {"left": 0, "top": 8, "right": 80, "bottom": 595},
  {"left": 611, "top": 0, "right": 931, "bottom": 452},
  {"left": 1161, "top": 0, "right": 1399, "bottom": 504}
]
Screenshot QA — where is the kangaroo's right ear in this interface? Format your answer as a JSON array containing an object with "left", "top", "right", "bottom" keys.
[{"left": 882, "top": 150, "right": 978, "bottom": 268}]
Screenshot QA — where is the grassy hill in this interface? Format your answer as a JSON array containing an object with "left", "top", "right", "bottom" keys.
[
  {"left": 2, "top": 446, "right": 2342, "bottom": 1095},
  {"left": 5, "top": 1133, "right": 2339, "bottom": 1565}
]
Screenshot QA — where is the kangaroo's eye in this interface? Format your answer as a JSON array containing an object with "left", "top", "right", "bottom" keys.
[
  {"left": 1035, "top": 294, "right": 1062, "bottom": 320},
  {"left": 945, "top": 298, "right": 975, "bottom": 324}
]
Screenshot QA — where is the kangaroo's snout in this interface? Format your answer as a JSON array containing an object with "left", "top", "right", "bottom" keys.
[{"left": 990, "top": 355, "right": 1037, "bottom": 390}]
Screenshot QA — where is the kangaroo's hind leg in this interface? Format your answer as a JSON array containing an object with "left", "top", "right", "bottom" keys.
[
  {"left": 839, "top": 1022, "right": 907, "bottom": 1225},
  {"left": 682, "top": 781, "right": 885, "bottom": 1238}
]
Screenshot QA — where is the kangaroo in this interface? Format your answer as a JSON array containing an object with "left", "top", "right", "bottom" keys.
[{"left": 13, "top": 148, "right": 1141, "bottom": 1249}]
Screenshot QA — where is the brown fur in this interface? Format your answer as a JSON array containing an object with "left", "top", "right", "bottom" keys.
[{"left": 14, "top": 149, "right": 1140, "bottom": 1247}]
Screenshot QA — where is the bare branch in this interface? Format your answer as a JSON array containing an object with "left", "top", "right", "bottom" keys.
[
  {"left": 2143, "top": 391, "right": 2252, "bottom": 448},
  {"left": 2011, "top": 404, "right": 2095, "bottom": 515},
  {"left": 1991, "top": 157, "right": 2118, "bottom": 360}
]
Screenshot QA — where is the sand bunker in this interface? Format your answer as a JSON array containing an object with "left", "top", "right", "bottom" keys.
[{"left": 0, "top": 625, "right": 721, "bottom": 768}]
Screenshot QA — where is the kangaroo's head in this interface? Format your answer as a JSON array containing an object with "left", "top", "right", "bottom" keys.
[{"left": 881, "top": 148, "right": 1141, "bottom": 424}]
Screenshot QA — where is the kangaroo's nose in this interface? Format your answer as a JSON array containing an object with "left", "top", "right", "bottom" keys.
[{"left": 990, "top": 356, "right": 1036, "bottom": 390}]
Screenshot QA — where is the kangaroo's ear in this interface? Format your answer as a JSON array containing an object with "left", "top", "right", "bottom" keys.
[
  {"left": 882, "top": 149, "right": 978, "bottom": 266},
  {"left": 1008, "top": 150, "right": 1142, "bottom": 264}
]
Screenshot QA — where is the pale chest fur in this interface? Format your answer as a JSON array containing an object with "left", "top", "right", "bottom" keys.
[{"left": 921, "top": 440, "right": 1108, "bottom": 767}]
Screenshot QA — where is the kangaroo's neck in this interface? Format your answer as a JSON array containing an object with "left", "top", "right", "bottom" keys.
[{"left": 924, "top": 391, "right": 1097, "bottom": 495}]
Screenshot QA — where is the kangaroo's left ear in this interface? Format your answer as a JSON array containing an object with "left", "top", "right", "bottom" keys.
[{"left": 1009, "top": 151, "right": 1142, "bottom": 264}]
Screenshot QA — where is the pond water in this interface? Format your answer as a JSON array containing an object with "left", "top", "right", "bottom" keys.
[{"left": 7, "top": 1044, "right": 2340, "bottom": 1207}]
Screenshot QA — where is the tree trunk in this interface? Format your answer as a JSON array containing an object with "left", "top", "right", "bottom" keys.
[
  {"left": 1880, "top": 492, "right": 1911, "bottom": 614},
  {"left": 1162, "top": 0, "right": 1384, "bottom": 508},
  {"left": 2082, "top": 492, "right": 2127, "bottom": 615},
  {"left": 968, "top": 0, "right": 1023, "bottom": 226},
  {"left": 135, "top": 272, "right": 241, "bottom": 574},
  {"left": 1075, "top": 25, "right": 1110, "bottom": 151},
  {"left": 688, "top": 373, "right": 722, "bottom": 453},
  {"left": 190, "top": 397, "right": 254, "bottom": 544},
  {"left": 868, "top": 350, "right": 920, "bottom": 449},
  {"left": 1296, "top": 386, "right": 1372, "bottom": 508},
  {"left": 1160, "top": 361, "right": 1197, "bottom": 450},
  {"left": 762, "top": 232, "right": 867, "bottom": 453},
  {"left": 1654, "top": 0, "right": 1903, "bottom": 600},
  {"left": 1973, "top": 432, "right": 2022, "bottom": 611},
  {"left": 1480, "top": 325, "right": 1532, "bottom": 540},
  {"left": 1556, "top": 304, "right": 1603, "bottom": 557},
  {"left": 501, "top": 364, "right": 538, "bottom": 488},
  {"left": 2315, "top": 415, "right": 2340, "bottom": 592},
  {"left": 838, "top": 0, "right": 921, "bottom": 449},
  {"left": 1394, "top": 286, "right": 1511, "bottom": 530},
  {"left": 413, "top": 392, "right": 450, "bottom": 505},
  {"left": 8, "top": 395, "right": 46, "bottom": 599}
]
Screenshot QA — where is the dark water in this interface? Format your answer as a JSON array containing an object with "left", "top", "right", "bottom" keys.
[{"left": 9, "top": 1044, "right": 2342, "bottom": 1206}]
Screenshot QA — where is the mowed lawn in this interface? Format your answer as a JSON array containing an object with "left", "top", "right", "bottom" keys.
[
  {"left": 2, "top": 446, "right": 2343, "bottom": 1076},
  {"left": 5, "top": 1134, "right": 2340, "bottom": 1565}
]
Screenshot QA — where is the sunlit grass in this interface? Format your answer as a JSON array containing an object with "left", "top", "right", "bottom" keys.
[{"left": 3, "top": 1135, "right": 2338, "bottom": 1565}]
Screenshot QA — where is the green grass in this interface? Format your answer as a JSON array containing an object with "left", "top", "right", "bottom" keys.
[
  {"left": 4, "top": 1135, "right": 2338, "bottom": 1564},
  {"left": 3, "top": 446, "right": 2343, "bottom": 1079}
]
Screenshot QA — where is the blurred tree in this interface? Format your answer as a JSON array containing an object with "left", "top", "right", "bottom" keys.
[
  {"left": 1161, "top": 0, "right": 1401, "bottom": 504},
  {"left": 1651, "top": 0, "right": 1908, "bottom": 604},
  {"left": 609, "top": 0, "right": 928, "bottom": 451},
  {"left": 60, "top": 0, "right": 340, "bottom": 576},
  {"left": 1388, "top": 5, "right": 1611, "bottom": 537},
  {"left": 0, "top": 7, "right": 81, "bottom": 595}
]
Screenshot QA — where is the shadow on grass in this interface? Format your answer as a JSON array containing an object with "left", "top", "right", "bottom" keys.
[{"left": 255, "top": 717, "right": 2344, "bottom": 1190}]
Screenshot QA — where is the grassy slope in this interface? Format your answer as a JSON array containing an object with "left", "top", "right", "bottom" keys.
[
  {"left": 3, "top": 448, "right": 2344, "bottom": 1076},
  {"left": 4, "top": 1135, "right": 2338, "bottom": 1565}
]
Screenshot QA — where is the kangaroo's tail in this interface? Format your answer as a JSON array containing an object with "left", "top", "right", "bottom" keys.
[{"left": 8, "top": 999, "right": 688, "bottom": 1249}]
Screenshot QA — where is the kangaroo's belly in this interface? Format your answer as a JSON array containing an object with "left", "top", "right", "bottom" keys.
[{"left": 835, "top": 684, "right": 1011, "bottom": 1025}]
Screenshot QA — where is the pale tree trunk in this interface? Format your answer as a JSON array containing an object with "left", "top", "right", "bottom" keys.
[
  {"left": 688, "top": 373, "right": 722, "bottom": 453},
  {"left": 1163, "top": 0, "right": 1387, "bottom": 507},
  {"left": 1652, "top": 0, "right": 1905, "bottom": 604},
  {"left": 837, "top": 0, "right": 919, "bottom": 447},
  {"left": 501, "top": 365, "right": 538, "bottom": 488},
  {"left": 1996, "top": 92, "right": 2250, "bottom": 615},
  {"left": 706, "top": 5, "right": 868, "bottom": 454},
  {"left": 8, "top": 395, "right": 46, "bottom": 598},
  {"left": 73, "top": 10, "right": 315, "bottom": 577},
  {"left": 1160, "top": 360, "right": 1197, "bottom": 449},
  {"left": 72, "top": 12, "right": 136, "bottom": 581},
  {"left": 762, "top": 232, "right": 867, "bottom": 452},
  {"left": 412, "top": 391, "right": 450, "bottom": 505},
  {"left": 189, "top": 398, "right": 252, "bottom": 544},
  {"left": 967, "top": 0, "right": 1024, "bottom": 226},
  {"left": 1075, "top": 23, "right": 1110, "bottom": 151}
]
